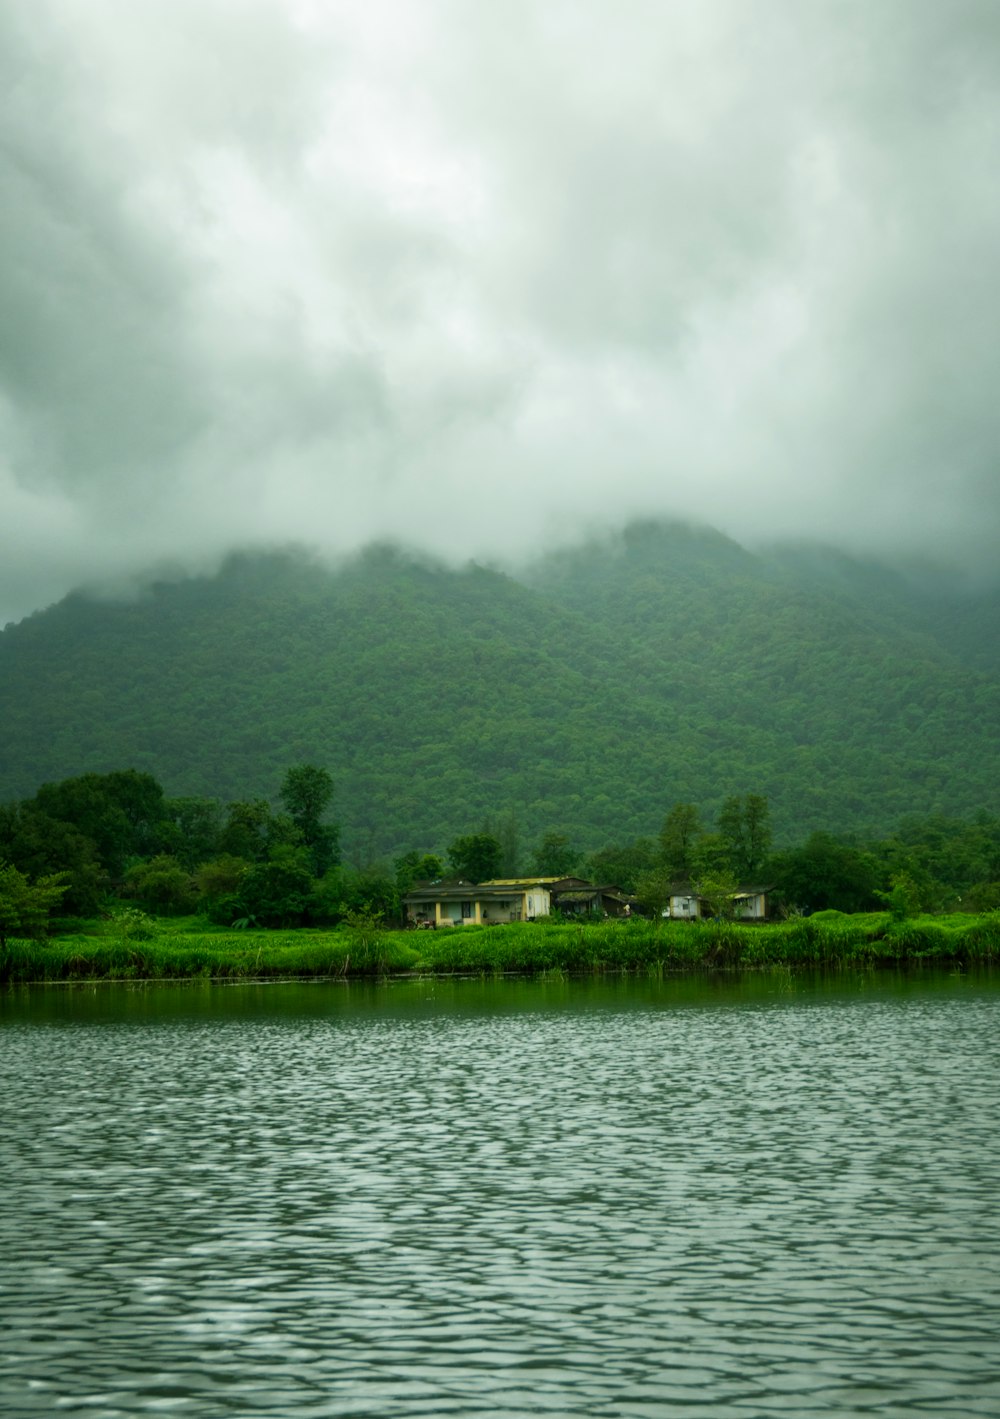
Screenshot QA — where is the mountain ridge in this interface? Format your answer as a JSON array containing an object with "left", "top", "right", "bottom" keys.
[{"left": 1, "top": 522, "right": 997, "bottom": 859}]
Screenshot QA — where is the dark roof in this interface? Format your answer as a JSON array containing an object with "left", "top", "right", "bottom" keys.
[
  {"left": 553, "top": 885, "right": 629, "bottom": 904},
  {"left": 403, "top": 882, "right": 525, "bottom": 904}
]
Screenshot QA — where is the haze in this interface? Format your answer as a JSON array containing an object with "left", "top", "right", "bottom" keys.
[{"left": 3, "top": 0, "right": 999, "bottom": 626}]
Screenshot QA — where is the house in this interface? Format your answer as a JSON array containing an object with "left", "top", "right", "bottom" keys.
[
  {"left": 550, "top": 882, "right": 632, "bottom": 918},
  {"left": 664, "top": 884, "right": 771, "bottom": 920},
  {"left": 403, "top": 876, "right": 579, "bottom": 927},
  {"left": 668, "top": 887, "right": 701, "bottom": 919},
  {"left": 732, "top": 888, "right": 769, "bottom": 921}
]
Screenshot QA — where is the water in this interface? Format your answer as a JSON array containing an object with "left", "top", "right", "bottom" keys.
[{"left": 2, "top": 971, "right": 998, "bottom": 1417}]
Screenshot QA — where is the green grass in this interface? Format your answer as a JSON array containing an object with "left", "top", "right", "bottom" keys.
[
  {"left": 0, "top": 926, "right": 420, "bottom": 983},
  {"left": 3, "top": 912, "right": 998, "bottom": 984}
]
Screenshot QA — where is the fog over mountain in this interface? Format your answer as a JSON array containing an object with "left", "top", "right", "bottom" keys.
[{"left": 3, "top": 0, "right": 999, "bottom": 626}]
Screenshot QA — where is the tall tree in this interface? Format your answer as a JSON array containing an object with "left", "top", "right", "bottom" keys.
[
  {"left": 530, "top": 831, "right": 579, "bottom": 878},
  {"left": 634, "top": 868, "right": 671, "bottom": 920},
  {"left": 0, "top": 804, "right": 103, "bottom": 915},
  {"left": 689, "top": 832, "right": 732, "bottom": 879},
  {"left": 584, "top": 838, "right": 657, "bottom": 893},
  {"left": 279, "top": 765, "right": 340, "bottom": 875},
  {"left": 658, "top": 803, "right": 702, "bottom": 879},
  {"left": 394, "top": 850, "right": 445, "bottom": 893},
  {"left": 717, "top": 794, "right": 772, "bottom": 880},
  {"left": 742, "top": 794, "right": 773, "bottom": 879},
  {"left": 447, "top": 833, "right": 502, "bottom": 883},
  {"left": 220, "top": 799, "right": 280, "bottom": 863},
  {"left": 497, "top": 811, "right": 522, "bottom": 878},
  {"left": 31, "top": 770, "right": 166, "bottom": 876},
  {"left": 161, "top": 798, "right": 223, "bottom": 870},
  {"left": 769, "top": 833, "right": 881, "bottom": 914},
  {"left": 717, "top": 796, "right": 747, "bottom": 876}
]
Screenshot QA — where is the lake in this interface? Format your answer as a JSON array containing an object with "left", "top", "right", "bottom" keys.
[{"left": 2, "top": 970, "right": 998, "bottom": 1417}]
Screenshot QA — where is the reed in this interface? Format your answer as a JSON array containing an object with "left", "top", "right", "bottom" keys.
[{"left": 2, "top": 912, "right": 996, "bottom": 983}]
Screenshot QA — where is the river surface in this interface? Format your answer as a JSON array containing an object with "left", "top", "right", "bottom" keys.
[{"left": 2, "top": 970, "right": 998, "bottom": 1418}]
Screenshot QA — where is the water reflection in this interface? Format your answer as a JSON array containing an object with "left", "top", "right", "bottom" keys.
[{"left": 2, "top": 972, "right": 998, "bottom": 1416}]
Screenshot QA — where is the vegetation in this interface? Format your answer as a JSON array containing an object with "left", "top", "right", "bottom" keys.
[
  {"left": 2, "top": 911, "right": 997, "bottom": 984},
  {"left": 2, "top": 751, "right": 999, "bottom": 957},
  {"left": 0, "top": 863, "right": 68, "bottom": 949},
  {"left": 1, "top": 523, "right": 998, "bottom": 861},
  {"left": 1, "top": 523, "right": 998, "bottom": 962}
]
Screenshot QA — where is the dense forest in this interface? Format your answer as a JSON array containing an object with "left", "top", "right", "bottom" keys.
[
  {"left": 1, "top": 520, "right": 998, "bottom": 866},
  {"left": 2, "top": 762, "right": 999, "bottom": 937}
]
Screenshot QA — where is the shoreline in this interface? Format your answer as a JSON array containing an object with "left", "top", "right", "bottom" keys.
[{"left": 3, "top": 913, "right": 998, "bottom": 984}]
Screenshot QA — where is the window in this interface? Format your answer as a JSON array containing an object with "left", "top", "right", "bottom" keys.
[{"left": 461, "top": 901, "right": 473, "bottom": 919}]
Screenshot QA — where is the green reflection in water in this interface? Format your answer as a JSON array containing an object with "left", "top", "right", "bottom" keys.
[{"left": 3, "top": 963, "right": 994, "bottom": 1028}]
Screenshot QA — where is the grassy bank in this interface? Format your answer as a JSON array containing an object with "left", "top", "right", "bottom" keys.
[{"left": 3, "top": 911, "right": 999, "bottom": 983}]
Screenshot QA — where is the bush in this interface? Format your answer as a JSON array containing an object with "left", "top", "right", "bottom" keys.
[
  {"left": 123, "top": 855, "right": 197, "bottom": 915},
  {"left": 107, "top": 906, "right": 156, "bottom": 942}
]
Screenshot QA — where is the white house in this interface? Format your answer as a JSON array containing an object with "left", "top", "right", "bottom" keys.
[
  {"left": 402, "top": 876, "right": 584, "bottom": 927},
  {"left": 665, "top": 884, "right": 770, "bottom": 920}
]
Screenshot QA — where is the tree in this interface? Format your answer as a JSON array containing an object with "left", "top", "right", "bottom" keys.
[
  {"left": 634, "top": 868, "right": 671, "bottom": 920},
  {"left": 769, "top": 833, "right": 881, "bottom": 914},
  {"left": 742, "top": 794, "right": 772, "bottom": 879},
  {"left": 160, "top": 798, "right": 223, "bottom": 870},
  {"left": 497, "top": 811, "right": 522, "bottom": 878},
  {"left": 123, "top": 855, "right": 197, "bottom": 915},
  {"left": 394, "top": 851, "right": 445, "bottom": 894},
  {"left": 876, "top": 872, "right": 922, "bottom": 922},
  {"left": 338, "top": 868, "right": 400, "bottom": 922},
  {"left": 694, "top": 868, "right": 740, "bottom": 921},
  {"left": 690, "top": 832, "right": 732, "bottom": 878},
  {"left": 219, "top": 799, "right": 279, "bottom": 862},
  {"left": 967, "top": 881, "right": 1000, "bottom": 912},
  {"left": 31, "top": 770, "right": 166, "bottom": 876},
  {"left": 583, "top": 838, "right": 657, "bottom": 893},
  {"left": 101, "top": 770, "right": 167, "bottom": 859},
  {"left": 0, "top": 804, "right": 104, "bottom": 915},
  {"left": 530, "top": 832, "right": 579, "bottom": 878},
  {"left": 447, "top": 833, "right": 502, "bottom": 883},
  {"left": 658, "top": 803, "right": 701, "bottom": 878},
  {"left": 196, "top": 855, "right": 252, "bottom": 923},
  {"left": 279, "top": 765, "right": 340, "bottom": 875},
  {"left": 0, "top": 862, "right": 69, "bottom": 947},
  {"left": 236, "top": 848, "right": 315, "bottom": 927},
  {"left": 717, "top": 794, "right": 772, "bottom": 879}
]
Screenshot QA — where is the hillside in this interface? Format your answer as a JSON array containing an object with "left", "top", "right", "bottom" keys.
[{"left": 1, "top": 524, "right": 998, "bottom": 859}]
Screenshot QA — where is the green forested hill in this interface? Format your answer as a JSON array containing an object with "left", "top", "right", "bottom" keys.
[{"left": 1, "top": 524, "right": 997, "bottom": 859}]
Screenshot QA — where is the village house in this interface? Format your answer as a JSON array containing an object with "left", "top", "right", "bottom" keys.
[
  {"left": 402, "top": 876, "right": 624, "bottom": 927},
  {"left": 666, "top": 884, "right": 770, "bottom": 920},
  {"left": 549, "top": 882, "right": 633, "bottom": 918},
  {"left": 403, "top": 876, "right": 562, "bottom": 927},
  {"left": 403, "top": 877, "right": 768, "bottom": 926}
]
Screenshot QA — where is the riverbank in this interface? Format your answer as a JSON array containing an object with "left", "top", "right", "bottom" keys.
[{"left": 3, "top": 911, "right": 999, "bottom": 983}]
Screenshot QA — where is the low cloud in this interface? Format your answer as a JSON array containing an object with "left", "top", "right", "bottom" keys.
[{"left": 2, "top": 0, "right": 999, "bottom": 624}]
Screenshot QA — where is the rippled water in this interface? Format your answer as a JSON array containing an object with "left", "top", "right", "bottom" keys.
[{"left": 2, "top": 971, "right": 999, "bottom": 1417}]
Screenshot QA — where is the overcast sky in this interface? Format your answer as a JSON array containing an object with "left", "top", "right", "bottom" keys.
[{"left": 2, "top": 0, "right": 999, "bottom": 625}]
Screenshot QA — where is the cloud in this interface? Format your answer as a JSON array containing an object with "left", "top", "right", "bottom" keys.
[{"left": 2, "top": 0, "right": 999, "bottom": 623}]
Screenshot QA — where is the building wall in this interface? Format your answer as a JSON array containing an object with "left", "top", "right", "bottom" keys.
[
  {"left": 735, "top": 894, "right": 766, "bottom": 920},
  {"left": 523, "top": 888, "right": 550, "bottom": 919}
]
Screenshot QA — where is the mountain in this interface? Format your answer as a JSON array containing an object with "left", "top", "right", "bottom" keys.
[{"left": 1, "top": 523, "right": 998, "bottom": 859}]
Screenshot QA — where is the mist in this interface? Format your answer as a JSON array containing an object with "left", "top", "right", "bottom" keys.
[{"left": 3, "top": 0, "right": 1000, "bottom": 626}]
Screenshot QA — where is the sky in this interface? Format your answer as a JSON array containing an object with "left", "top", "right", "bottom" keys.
[{"left": 2, "top": 0, "right": 1000, "bottom": 625}]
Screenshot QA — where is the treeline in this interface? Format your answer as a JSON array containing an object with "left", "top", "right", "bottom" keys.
[
  {"left": 2, "top": 767, "right": 1000, "bottom": 940},
  {"left": 569, "top": 799, "right": 1000, "bottom": 918}
]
